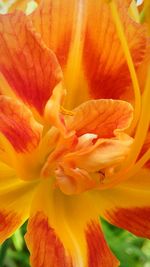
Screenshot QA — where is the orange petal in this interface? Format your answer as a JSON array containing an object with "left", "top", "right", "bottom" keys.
[
  {"left": 62, "top": 137, "right": 133, "bottom": 175},
  {"left": 0, "top": 161, "right": 37, "bottom": 243},
  {"left": 0, "top": 11, "right": 62, "bottom": 115},
  {"left": 44, "top": 83, "right": 68, "bottom": 135},
  {"left": 31, "top": 0, "right": 78, "bottom": 67},
  {"left": 0, "top": 95, "right": 42, "bottom": 153},
  {"left": 86, "top": 221, "right": 119, "bottom": 267},
  {"left": 31, "top": 0, "right": 146, "bottom": 106},
  {"left": 67, "top": 99, "right": 133, "bottom": 138},
  {"left": 83, "top": 0, "right": 146, "bottom": 100},
  {"left": 26, "top": 180, "right": 119, "bottom": 267},
  {"left": 92, "top": 168, "right": 150, "bottom": 238},
  {"left": 106, "top": 207, "right": 150, "bottom": 239},
  {"left": 26, "top": 212, "right": 73, "bottom": 267}
]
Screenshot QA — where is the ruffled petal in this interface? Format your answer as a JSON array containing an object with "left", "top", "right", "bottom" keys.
[
  {"left": 67, "top": 99, "right": 133, "bottom": 138},
  {"left": 0, "top": 11, "right": 62, "bottom": 115},
  {"left": 25, "top": 180, "right": 119, "bottom": 267},
  {"left": 0, "top": 95, "right": 42, "bottom": 153},
  {"left": 62, "top": 137, "right": 133, "bottom": 174},
  {"left": 0, "top": 161, "right": 37, "bottom": 243},
  {"left": 91, "top": 168, "right": 150, "bottom": 238}
]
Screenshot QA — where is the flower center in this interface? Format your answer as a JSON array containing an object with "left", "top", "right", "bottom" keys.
[{"left": 39, "top": 130, "right": 133, "bottom": 195}]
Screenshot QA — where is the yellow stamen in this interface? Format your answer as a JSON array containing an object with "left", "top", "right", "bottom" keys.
[
  {"left": 109, "top": 0, "right": 141, "bottom": 133},
  {"left": 98, "top": 67, "right": 150, "bottom": 190},
  {"left": 121, "top": 67, "right": 150, "bottom": 168}
]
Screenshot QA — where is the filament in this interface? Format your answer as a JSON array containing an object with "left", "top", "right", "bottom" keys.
[
  {"left": 109, "top": 0, "right": 141, "bottom": 133},
  {"left": 121, "top": 68, "right": 150, "bottom": 168}
]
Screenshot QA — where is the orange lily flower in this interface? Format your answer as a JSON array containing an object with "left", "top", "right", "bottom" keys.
[{"left": 0, "top": 0, "right": 150, "bottom": 266}]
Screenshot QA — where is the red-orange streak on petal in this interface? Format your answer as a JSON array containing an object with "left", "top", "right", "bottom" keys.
[
  {"left": 31, "top": 0, "right": 77, "bottom": 68},
  {"left": 105, "top": 207, "right": 150, "bottom": 239},
  {"left": 26, "top": 212, "right": 73, "bottom": 267},
  {"left": 0, "top": 96, "right": 42, "bottom": 153},
  {"left": 0, "top": 210, "right": 21, "bottom": 243},
  {"left": 86, "top": 221, "right": 119, "bottom": 267},
  {"left": 0, "top": 11, "right": 62, "bottom": 115},
  {"left": 83, "top": 1, "right": 146, "bottom": 100},
  {"left": 68, "top": 100, "right": 133, "bottom": 138}
]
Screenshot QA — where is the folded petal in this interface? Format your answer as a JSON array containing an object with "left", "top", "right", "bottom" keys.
[
  {"left": 91, "top": 168, "right": 150, "bottom": 238},
  {"left": 83, "top": 0, "right": 147, "bottom": 100},
  {"left": 0, "top": 95, "right": 42, "bottom": 153},
  {"left": 67, "top": 99, "right": 133, "bottom": 138},
  {"left": 0, "top": 11, "right": 62, "bottom": 115},
  {"left": 0, "top": 161, "right": 37, "bottom": 243},
  {"left": 62, "top": 137, "right": 133, "bottom": 175},
  {"left": 25, "top": 180, "right": 119, "bottom": 267}
]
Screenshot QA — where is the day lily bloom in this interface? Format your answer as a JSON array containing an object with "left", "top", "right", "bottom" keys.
[{"left": 0, "top": 0, "right": 150, "bottom": 266}]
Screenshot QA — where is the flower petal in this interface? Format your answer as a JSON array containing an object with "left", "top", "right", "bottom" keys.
[
  {"left": 67, "top": 99, "right": 133, "bottom": 138},
  {"left": 0, "top": 95, "right": 42, "bottom": 153},
  {"left": 31, "top": 0, "right": 146, "bottom": 107},
  {"left": 83, "top": 0, "right": 146, "bottom": 100},
  {"left": 31, "top": 0, "right": 78, "bottom": 67},
  {"left": 31, "top": 0, "right": 90, "bottom": 108},
  {"left": 0, "top": 11, "right": 62, "bottom": 115},
  {"left": 86, "top": 221, "right": 119, "bottom": 267},
  {"left": 92, "top": 168, "right": 150, "bottom": 238},
  {"left": 62, "top": 137, "right": 133, "bottom": 175},
  {"left": 26, "top": 180, "right": 119, "bottom": 267},
  {"left": 0, "top": 161, "right": 36, "bottom": 243}
]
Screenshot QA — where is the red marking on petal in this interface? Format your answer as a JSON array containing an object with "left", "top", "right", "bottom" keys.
[
  {"left": 0, "top": 210, "right": 21, "bottom": 243},
  {"left": 106, "top": 207, "right": 150, "bottom": 238},
  {"left": 31, "top": 0, "right": 77, "bottom": 68},
  {"left": 68, "top": 99, "right": 133, "bottom": 138},
  {"left": 26, "top": 212, "right": 73, "bottom": 267},
  {"left": 83, "top": 1, "right": 146, "bottom": 100},
  {"left": 0, "top": 11, "right": 62, "bottom": 115},
  {"left": 0, "top": 96, "right": 42, "bottom": 153},
  {"left": 86, "top": 221, "right": 119, "bottom": 267}
]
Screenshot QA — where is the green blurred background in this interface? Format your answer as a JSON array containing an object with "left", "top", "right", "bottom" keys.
[{"left": 0, "top": 220, "right": 150, "bottom": 267}]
